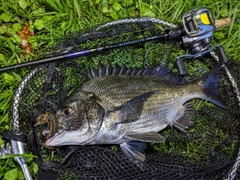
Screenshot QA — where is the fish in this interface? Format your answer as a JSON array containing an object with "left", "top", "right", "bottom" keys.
[{"left": 35, "top": 64, "right": 226, "bottom": 163}]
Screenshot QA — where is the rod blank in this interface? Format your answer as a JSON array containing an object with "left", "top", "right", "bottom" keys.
[{"left": 0, "top": 35, "right": 165, "bottom": 73}]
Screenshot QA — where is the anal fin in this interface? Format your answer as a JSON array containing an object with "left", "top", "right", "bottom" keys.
[{"left": 172, "top": 102, "right": 195, "bottom": 132}]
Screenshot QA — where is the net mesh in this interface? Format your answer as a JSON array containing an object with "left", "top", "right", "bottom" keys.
[{"left": 5, "top": 18, "right": 240, "bottom": 179}]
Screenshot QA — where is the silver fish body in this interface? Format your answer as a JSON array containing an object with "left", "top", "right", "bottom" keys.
[{"left": 38, "top": 65, "right": 226, "bottom": 162}]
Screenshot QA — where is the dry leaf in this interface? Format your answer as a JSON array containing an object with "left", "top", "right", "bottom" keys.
[{"left": 18, "top": 25, "right": 34, "bottom": 55}]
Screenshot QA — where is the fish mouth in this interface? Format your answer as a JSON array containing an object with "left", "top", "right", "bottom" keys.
[
  {"left": 45, "top": 129, "right": 64, "bottom": 147},
  {"left": 35, "top": 112, "right": 59, "bottom": 139}
]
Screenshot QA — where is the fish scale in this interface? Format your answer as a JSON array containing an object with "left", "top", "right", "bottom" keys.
[
  {"left": 128, "top": 97, "right": 186, "bottom": 132},
  {"left": 82, "top": 75, "right": 179, "bottom": 109}
]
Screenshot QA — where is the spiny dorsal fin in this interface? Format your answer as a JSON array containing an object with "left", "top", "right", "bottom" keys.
[
  {"left": 87, "top": 64, "right": 170, "bottom": 79},
  {"left": 88, "top": 65, "right": 98, "bottom": 79}
]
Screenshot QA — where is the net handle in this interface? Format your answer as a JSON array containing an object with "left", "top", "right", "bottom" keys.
[{"left": 10, "top": 66, "right": 44, "bottom": 180}]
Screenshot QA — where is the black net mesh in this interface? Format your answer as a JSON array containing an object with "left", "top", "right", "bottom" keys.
[{"left": 5, "top": 18, "right": 240, "bottom": 179}]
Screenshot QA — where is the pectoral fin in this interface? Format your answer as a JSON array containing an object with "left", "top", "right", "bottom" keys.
[
  {"left": 113, "top": 90, "right": 156, "bottom": 124},
  {"left": 125, "top": 132, "right": 166, "bottom": 142},
  {"left": 120, "top": 141, "right": 147, "bottom": 162}
]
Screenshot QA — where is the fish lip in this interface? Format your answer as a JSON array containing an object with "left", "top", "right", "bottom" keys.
[{"left": 45, "top": 129, "right": 64, "bottom": 146}]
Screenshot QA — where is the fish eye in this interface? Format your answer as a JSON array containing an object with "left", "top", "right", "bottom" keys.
[{"left": 61, "top": 106, "right": 73, "bottom": 116}]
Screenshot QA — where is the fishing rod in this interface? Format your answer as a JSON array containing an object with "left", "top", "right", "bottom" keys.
[
  {"left": 0, "top": 34, "right": 167, "bottom": 73},
  {"left": 0, "top": 7, "right": 238, "bottom": 73}
]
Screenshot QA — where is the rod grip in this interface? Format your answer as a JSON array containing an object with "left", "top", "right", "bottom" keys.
[{"left": 215, "top": 18, "right": 231, "bottom": 29}]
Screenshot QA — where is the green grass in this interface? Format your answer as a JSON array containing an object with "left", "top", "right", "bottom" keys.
[{"left": 0, "top": 0, "right": 240, "bottom": 179}]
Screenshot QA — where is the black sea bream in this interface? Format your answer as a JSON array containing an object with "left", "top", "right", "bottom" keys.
[{"left": 35, "top": 65, "right": 226, "bottom": 162}]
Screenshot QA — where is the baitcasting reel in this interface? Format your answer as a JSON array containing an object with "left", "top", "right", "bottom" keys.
[
  {"left": 182, "top": 7, "right": 215, "bottom": 54},
  {"left": 172, "top": 7, "right": 227, "bottom": 75}
]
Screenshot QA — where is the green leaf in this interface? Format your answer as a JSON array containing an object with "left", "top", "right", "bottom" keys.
[
  {"left": 214, "top": 32, "right": 225, "bottom": 40},
  {"left": 12, "top": 72, "right": 22, "bottom": 82},
  {"left": 0, "top": 136, "right": 4, "bottom": 146},
  {"left": 113, "top": 2, "right": 122, "bottom": 12},
  {"left": 122, "top": 0, "right": 133, "bottom": 7},
  {"left": 4, "top": 73, "right": 14, "bottom": 83},
  {"left": 0, "top": 113, "right": 8, "bottom": 124},
  {"left": 0, "top": 25, "right": 7, "bottom": 34},
  {"left": 29, "top": 20, "right": 35, "bottom": 32},
  {"left": 32, "top": 163, "right": 38, "bottom": 174},
  {"left": 0, "top": 13, "right": 11, "bottom": 22},
  {"left": 12, "top": 23, "right": 22, "bottom": 32},
  {"left": 18, "top": 171, "right": 24, "bottom": 180},
  {"left": 110, "top": 9, "right": 118, "bottom": 20},
  {"left": 42, "top": 16, "right": 53, "bottom": 23},
  {"left": 34, "top": 19, "right": 44, "bottom": 30},
  {"left": 60, "top": 21, "right": 68, "bottom": 30},
  {"left": 102, "top": 7, "right": 109, "bottom": 13},
  {"left": 31, "top": 8, "right": 46, "bottom": 16},
  {"left": 4, "top": 125, "right": 9, "bottom": 130},
  {"left": 0, "top": 25, "right": 16, "bottom": 36},
  {"left": 142, "top": 9, "right": 156, "bottom": 17},
  {"left": 0, "top": 153, "right": 37, "bottom": 160},
  {"left": 4, "top": 168, "right": 18, "bottom": 180},
  {"left": 220, "top": 7, "right": 228, "bottom": 17},
  {"left": 18, "top": 0, "right": 29, "bottom": 9},
  {"left": 0, "top": 54, "right": 4, "bottom": 61},
  {"left": 11, "top": 34, "right": 22, "bottom": 44}
]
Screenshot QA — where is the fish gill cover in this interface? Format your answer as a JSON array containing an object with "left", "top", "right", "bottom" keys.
[{"left": 5, "top": 18, "right": 240, "bottom": 179}]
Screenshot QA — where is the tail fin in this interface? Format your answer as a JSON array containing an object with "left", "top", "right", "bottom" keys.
[{"left": 197, "top": 66, "right": 227, "bottom": 109}]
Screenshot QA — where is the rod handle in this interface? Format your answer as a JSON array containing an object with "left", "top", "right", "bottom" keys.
[{"left": 215, "top": 17, "right": 231, "bottom": 29}]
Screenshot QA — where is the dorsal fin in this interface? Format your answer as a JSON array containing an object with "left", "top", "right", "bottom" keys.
[{"left": 88, "top": 64, "right": 170, "bottom": 79}]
